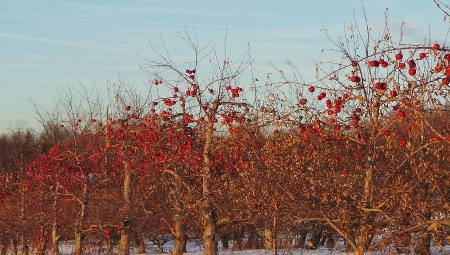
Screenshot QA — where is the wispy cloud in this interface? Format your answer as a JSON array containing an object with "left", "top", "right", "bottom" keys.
[
  {"left": 0, "top": 32, "right": 138, "bottom": 55},
  {"left": 0, "top": 15, "right": 316, "bottom": 33}
]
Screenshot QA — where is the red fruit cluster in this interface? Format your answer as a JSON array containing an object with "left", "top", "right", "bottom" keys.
[
  {"left": 226, "top": 86, "right": 243, "bottom": 98},
  {"left": 317, "top": 92, "right": 326, "bottom": 100},
  {"left": 186, "top": 90, "right": 196, "bottom": 96},
  {"left": 299, "top": 98, "right": 307, "bottom": 105},
  {"left": 163, "top": 98, "right": 176, "bottom": 107},
  {"left": 399, "top": 137, "right": 407, "bottom": 147},
  {"left": 351, "top": 75, "right": 361, "bottom": 82},
  {"left": 351, "top": 111, "right": 360, "bottom": 128},
  {"left": 408, "top": 60, "right": 416, "bottom": 68},
  {"left": 407, "top": 60, "right": 417, "bottom": 76},
  {"left": 325, "top": 98, "right": 343, "bottom": 115},
  {"left": 186, "top": 69, "right": 196, "bottom": 79},
  {"left": 369, "top": 60, "right": 379, "bottom": 67},
  {"left": 374, "top": 82, "right": 387, "bottom": 90},
  {"left": 368, "top": 59, "right": 387, "bottom": 68}
]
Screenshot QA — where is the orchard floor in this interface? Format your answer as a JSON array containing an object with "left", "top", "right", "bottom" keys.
[{"left": 53, "top": 240, "right": 450, "bottom": 255}]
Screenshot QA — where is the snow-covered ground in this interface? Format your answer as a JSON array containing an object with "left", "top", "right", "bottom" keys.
[{"left": 54, "top": 240, "right": 450, "bottom": 255}]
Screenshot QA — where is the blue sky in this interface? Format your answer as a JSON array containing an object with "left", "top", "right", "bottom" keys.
[{"left": 0, "top": 0, "right": 447, "bottom": 133}]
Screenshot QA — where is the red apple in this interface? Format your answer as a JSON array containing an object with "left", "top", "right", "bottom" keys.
[
  {"left": 351, "top": 76, "right": 361, "bottom": 83},
  {"left": 369, "top": 60, "right": 379, "bottom": 67}
]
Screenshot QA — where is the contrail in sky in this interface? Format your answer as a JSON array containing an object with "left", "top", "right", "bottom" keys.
[
  {"left": 0, "top": 15, "right": 312, "bottom": 32},
  {"left": 0, "top": 32, "right": 138, "bottom": 54}
]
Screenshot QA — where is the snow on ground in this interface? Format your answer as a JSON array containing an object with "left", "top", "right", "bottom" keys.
[{"left": 54, "top": 240, "right": 450, "bottom": 255}]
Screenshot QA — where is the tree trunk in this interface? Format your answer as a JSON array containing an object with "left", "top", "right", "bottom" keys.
[
  {"left": 20, "top": 235, "right": 29, "bottom": 255},
  {"left": 172, "top": 218, "right": 187, "bottom": 255},
  {"left": 352, "top": 153, "right": 375, "bottom": 255},
  {"left": 158, "top": 243, "right": 164, "bottom": 253},
  {"left": 52, "top": 221, "right": 60, "bottom": 255},
  {"left": 10, "top": 238, "right": 18, "bottom": 255},
  {"left": 134, "top": 234, "right": 146, "bottom": 254},
  {"left": 415, "top": 232, "right": 432, "bottom": 255},
  {"left": 119, "top": 220, "right": 131, "bottom": 255},
  {"left": 202, "top": 202, "right": 217, "bottom": 255},
  {"left": 106, "top": 238, "right": 114, "bottom": 255},
  {"left": 354, "top": 228, "right": 368, "bottom": 255},
  {"left": 232, "top": 226, "right": 243, "bottom": 251},
  {"left": 354, "top": 221, "right": 375, "bottom": 255},
  {"left": 272, "top": 236, "right": 277, "bottom": 255},
  {"left": 37, "top": 237, "right": 47, "bottom": 255},
  {"left": 232, "top": 239, "right": 242, "bottom": 251},
  {"left": 325, "top": 232, "right": 335, "bottom": 249},
  {"left": 74, "top": 182, "right": 88, "bottom": 255},
  {"left": 119, "top": 162, "right": 132, "bottom": 255},
  {"left": 201, "top": 110, "right": 219, "bottom": 255},
  {"left": 246, "top": 225, "right": 257, "bottom": 250},
  {"left": 264, "top": 228, "right": 273, "bottom": 249},
  {"left": 414, "top": 211, "right": 432, "bottom": 255},
  {"left": 51, "top": 184, "right": 60, "bottom": 255},
  {"left": 353, "top": 245, "right": 365, "bottom": 255},
  {"left": 74, "top": 229, "right": 83, "bottom": 255},
  {"left": 221, "top": 234, "right": 229, "bottom": 249},
  {"left": 295, "top": 230, "right": 308, "bottom": 248},
  {"left": 0, "top": 243, "right": 7, "bottom": 255},
  {"left": 169, "top": 170, "right": 187, "bottom": 255},
  {"left": 272, "top": 216, "right": 277, "bottom": 255},
  {"left": 19, "top": 187, "right": 28, "bottom": 255},
  {"left": 306, "top": 224, "right": 323, "bottom": 250}
]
